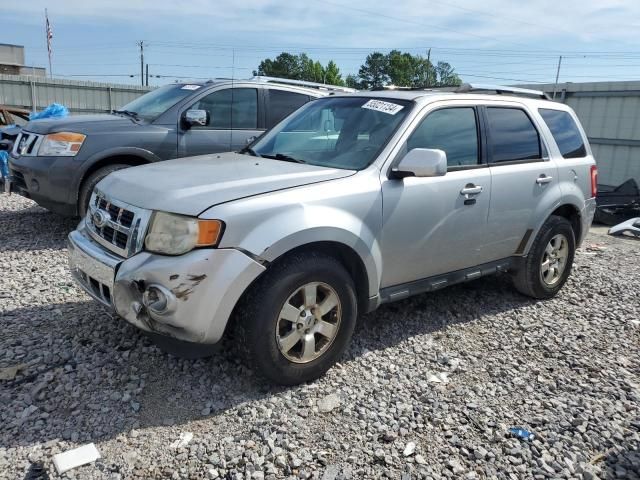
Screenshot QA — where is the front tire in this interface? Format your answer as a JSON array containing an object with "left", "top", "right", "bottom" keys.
[
  {"left": 512, "top": 215, "right": 576, "bottom": 299},
  {"left": 235, "top": 252, "right": 357, "bottom": 385},
  {"left": 78, "top": 164, "right": 130, "bottom": 217}
]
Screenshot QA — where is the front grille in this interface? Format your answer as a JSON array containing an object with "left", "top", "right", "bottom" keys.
[
  {"left": 13, "top": 132, "right": 43, "bottom": 157},
  {"left": 86, "top": 190, "right": 152, "bottom": 258},
  {"left": 11, "top": 170, "right": 26, "bottom": 189},
  {"left": 76, "top": 268, "right": 112, "bottom": 306}
]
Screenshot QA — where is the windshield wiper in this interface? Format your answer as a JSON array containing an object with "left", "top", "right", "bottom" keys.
[
  {"left": 262, "top": 153, "right": 306, "bottom": 164},
  {"left": 112, "top": 109, "right": 140, "bottom": 120}
]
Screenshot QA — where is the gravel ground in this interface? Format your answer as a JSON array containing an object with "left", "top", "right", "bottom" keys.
[{"left": 1, "top": 194, "right": 639, "bottom": 480}]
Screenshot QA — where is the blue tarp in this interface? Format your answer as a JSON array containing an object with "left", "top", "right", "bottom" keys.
[
  {"left": 0, "top": 150, "right": 9, "bottom": 178},
  {"left": 29, "top": 103, "right": 69, "bottom": 120}
]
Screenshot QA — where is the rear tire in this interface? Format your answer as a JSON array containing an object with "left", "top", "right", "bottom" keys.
[
  {"left": 78, "top": 164, "right": 130, "bottom": 217},
  {"left": 235, "top": 252, "right": 357, "bottom": 385},
  {"left": 512, "top": 215, "right": 575, "bottom": 299}
]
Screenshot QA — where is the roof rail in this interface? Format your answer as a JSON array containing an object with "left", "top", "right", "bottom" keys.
[
  {"left": 456, "top": 83, "right": 550, "bottom": 100},
  {"left": 250, "top": 76, "right": 357, "bottom": 93}
]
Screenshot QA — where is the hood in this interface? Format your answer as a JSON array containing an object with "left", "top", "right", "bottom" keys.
[
  {"left": 97, "top": 152, "right": 356, "bottom": 216},
  {"left": 25, "top": 114, "right": 137, "bottom": 134}
]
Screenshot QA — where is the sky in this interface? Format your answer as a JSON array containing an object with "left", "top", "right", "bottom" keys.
[{"left": 3, "top": 0, "right": 640, "bottom": 87}]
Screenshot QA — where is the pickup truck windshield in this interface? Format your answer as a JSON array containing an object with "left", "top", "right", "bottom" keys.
[
  {"left": 118, "top": 84, "right": 199, "bottom": 121},
  {"left": 249, "top": 96, "right": 412, "bottom": 170}
]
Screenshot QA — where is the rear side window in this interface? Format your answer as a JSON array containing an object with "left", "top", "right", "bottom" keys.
[
  {"left": 539, "top": 108, "right": 586, "bottom": 158},
  {"left": 407, "top": 107, "right": 479, "bottom": 167},
  {"left": 486, "top": 107, "right": 541, "bottom": 163},
  {"left": 267, "top": 90, "right": 310, "bottom": 128}
]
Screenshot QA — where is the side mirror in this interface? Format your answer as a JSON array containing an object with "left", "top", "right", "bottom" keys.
[
  {"left": 392, "top": 148, "right": 447, "bottom": 178},
  {"left": 184, "top": 109, "right": 209, "bottom": 127}
]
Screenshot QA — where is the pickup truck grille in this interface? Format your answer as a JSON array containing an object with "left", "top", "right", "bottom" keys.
[
  {"left": 86, "top": 190, "right": 152, "bottom": 258},
  {"left": 12, "top": 131, "right": 43, "bottom": 156}
]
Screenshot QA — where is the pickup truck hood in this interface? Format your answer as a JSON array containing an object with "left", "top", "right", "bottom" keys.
[
  {"left": 97, "top": 152, "right": 356, "bottom": 216},
  {"left": 25, "top": 114, "right": 136, "bottom": 134}
]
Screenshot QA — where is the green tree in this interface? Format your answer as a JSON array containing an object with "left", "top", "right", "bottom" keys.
[
  {"left": 358, "top": 52, "right": 389, "bottom": 89},
  {"left": 323, "top": 61, "right": 345, "bottom": 86},
  {"left": 435, "top": 61, "right": 462, "bottom": 87},
  {"left": 345, "top": 74, "right": 360, "bottom": 89}
]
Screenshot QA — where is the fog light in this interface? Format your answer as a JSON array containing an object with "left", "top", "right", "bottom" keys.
[
  {"left": 30, "top": 179, "right": 40, "bottom": 192},
  {"left": 142, "top": 284, "right": 175, "bottom": 315}
]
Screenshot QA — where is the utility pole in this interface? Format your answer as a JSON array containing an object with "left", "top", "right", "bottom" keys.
[
  {"left": 426, "top": 48, "right": 432, "bottom": 87},
  {"left": 145, "top": 64, "right": 149, "bottom": 87},
  {"left": 138, "top": 41, "right": 144, "bottom": 86},
  {"left": 552, "top": 55, "right": 562, "bottom": 100}
]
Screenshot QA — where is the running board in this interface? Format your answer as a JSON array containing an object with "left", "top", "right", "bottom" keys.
[{"left": 379, "top": 258, "right": 513, "bottom": 304}]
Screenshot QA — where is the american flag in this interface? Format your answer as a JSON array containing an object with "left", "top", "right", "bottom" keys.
[{"left": 45, "top": 10, "right": 53, "bottom": 55}]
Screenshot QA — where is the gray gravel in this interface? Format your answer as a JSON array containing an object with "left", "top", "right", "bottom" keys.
[{"left": 1, "top": 194, "right": 639, "bottom": 480}]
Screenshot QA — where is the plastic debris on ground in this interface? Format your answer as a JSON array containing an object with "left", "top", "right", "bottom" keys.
[
  {"left": 29, "top": 103, "right": 69, "bottom": 121},
  {"left": 52, "top": 443, "right": 101, "bottom": 474},
  {"left": 509, "top": 427, "right": 535, "bottom": 441},
  {"left": 608, "top": 217, "right": 640, "bottom": 238}
]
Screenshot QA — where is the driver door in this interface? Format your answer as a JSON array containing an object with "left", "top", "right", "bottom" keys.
[
  {"left": 178, "top": 87, "right": 262, "bottom": 157},
  {"left": 380, "top": 105, "right": 492, "bottom": 288}
]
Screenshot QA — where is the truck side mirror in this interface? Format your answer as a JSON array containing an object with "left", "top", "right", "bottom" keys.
[
  {"left": 184, "top": 109, "right": 209, "bottom": 128},
  {"left": 391, "top": 148, "right": 447, "bottom": 178}
]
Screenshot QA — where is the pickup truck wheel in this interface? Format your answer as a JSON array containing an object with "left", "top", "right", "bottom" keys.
[
  {"left": 78, "top": 164, "right": 130, "bottom": 218},
  {"left": 236, "top": 252, "right": 357, "bottom": 385},
  {"left": 512, "top": 215, "right": 575, "bottom": 299}
]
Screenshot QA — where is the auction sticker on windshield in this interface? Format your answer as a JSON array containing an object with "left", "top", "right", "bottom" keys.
[
  {"left": 181, "top": 85, "right": 201, "bottom": 90},
  {"left": 362, "top": 99, "right": 404, "bottom": 115}
]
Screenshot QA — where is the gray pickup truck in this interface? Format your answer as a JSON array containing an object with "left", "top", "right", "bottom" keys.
[
  {"left": 68, "top": 84, "right": 597, "bottom": 385},
  {"left": 8, "top": 77, "right": 350, "bottom": 216}
]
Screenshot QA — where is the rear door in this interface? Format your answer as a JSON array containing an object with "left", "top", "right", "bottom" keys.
[
  {"left": 483, "top": 103, "right": 561, "bottom": 260},
  {"left": 265, "top": 88, "right": 312, "bottom": 130},
  {"left": 380, "top": 103, "right": 493, "bottom": 287},
  {"left": 178, "top": 86, "right": 262, "bottom": 157}
]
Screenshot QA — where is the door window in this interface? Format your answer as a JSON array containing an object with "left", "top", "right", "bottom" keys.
[
  {"left": 486, "top": 107, "right": 541, "bottom": 163},
  {"left": 266, "top": 90, "right": 310, "bottom": 128},
  {"left": 538, "top": 108, "right": 586, "bottom": 158},
  {"left": 190, "top": 88, "right": 257, "bottom": 129},
  {"left": 407, "top": 107, "right": 479, "bottom": 167}
]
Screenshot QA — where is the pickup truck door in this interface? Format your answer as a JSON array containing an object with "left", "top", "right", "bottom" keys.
[
  {"left": 481, "top": 104, "right": 561, "bottom": 261},
  {"left": 380, "top": 105, "right": 492, "bottom": 288},
  {"left": 177, "top": 86, "right": 263, "bottom": 157}
]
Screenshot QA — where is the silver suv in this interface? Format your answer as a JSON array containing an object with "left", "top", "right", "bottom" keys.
[{"left": 68, "top": 84, "right": 597, "bottom": 385}]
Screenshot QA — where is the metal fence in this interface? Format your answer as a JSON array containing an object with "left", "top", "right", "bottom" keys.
[
  {"left": 0, "top": 74, "right": 152, "bottom": 115},
  {"left": 522, "top": 81, "right": 640, "bottom": 187}
]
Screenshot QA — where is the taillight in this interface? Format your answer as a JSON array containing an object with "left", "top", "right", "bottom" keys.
[{"left": 590, "top": 165, "right": 598, "bottom": 198}]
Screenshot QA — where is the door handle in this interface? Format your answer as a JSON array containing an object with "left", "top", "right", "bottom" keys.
[
  {"left": 460, "top": 185, "right": 483, "bottom": 196},
  {"left": 536, "top": 174, "right": 553, "bottom": 185}
]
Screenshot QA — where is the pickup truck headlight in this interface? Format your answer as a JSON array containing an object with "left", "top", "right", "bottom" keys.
[
  {"left": 38, "top": 132, "right": 86, "bottom": 156},
  {"left": 145, "top": 211, "right": 224, "bottom": 255}
]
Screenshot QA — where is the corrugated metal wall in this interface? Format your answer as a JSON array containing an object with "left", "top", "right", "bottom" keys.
[
  {"left": 521, "top": 81, "right": 640, "bottom": 187},
  {"left": 0, "top": 74, "right": 152, "bottom": 115}
]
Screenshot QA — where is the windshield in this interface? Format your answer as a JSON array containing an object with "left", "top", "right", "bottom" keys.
[
  {"left": 118, "top": 84, "right": 201, "bottom": 121},
  {"left": 249, "top": 96, "right": 412, "bottom": 170}
]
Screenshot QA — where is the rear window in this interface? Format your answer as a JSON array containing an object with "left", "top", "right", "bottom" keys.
[
  {"left": 486, "top": 107, "right": 541, "bottom": 163},
  {"left": 267, "top": 90, "right": 310, "bottom": 128},
  {"left": 539, "top": 108, "right": 587, "bottom": 158}
]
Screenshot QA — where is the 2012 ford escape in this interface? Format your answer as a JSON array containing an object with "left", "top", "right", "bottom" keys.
[{"left": 67, "top": 84, "right": 597, "bottom": 385}]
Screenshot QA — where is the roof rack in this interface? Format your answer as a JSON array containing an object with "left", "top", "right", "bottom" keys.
[
  {"left": 456, "top": 83, "right": 550, "bottom": 100},
  {"left": 250, "top": 76, "right": 357, "bottom": 93}
]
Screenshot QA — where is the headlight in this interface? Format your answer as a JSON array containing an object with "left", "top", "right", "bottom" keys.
[
  {"left": 145, "top": 211, "right": 224, "bottom": 255},
  {"left": 38, "top": 132, "right": 86, "bottom": 156}
]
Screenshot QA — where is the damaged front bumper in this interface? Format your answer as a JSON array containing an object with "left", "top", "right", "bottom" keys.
[{"left": 68, "top": 226, "right": 266, "bottom": 344}]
